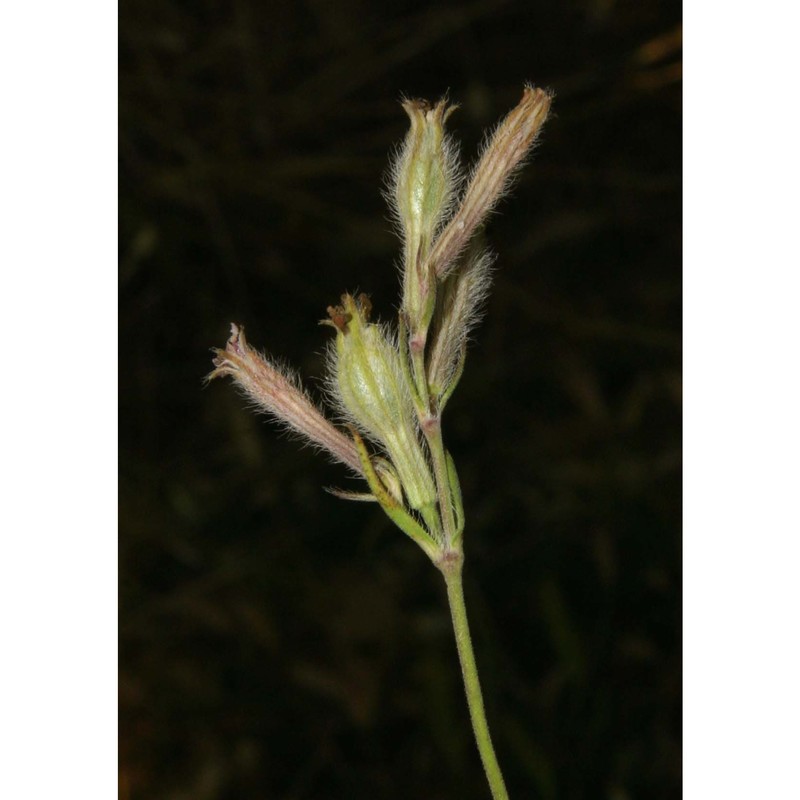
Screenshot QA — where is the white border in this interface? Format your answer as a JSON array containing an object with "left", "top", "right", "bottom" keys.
[
  {"left": 0, "top": 3, "right": 118, "bottom": 797},
  {"left": 684, "top": 3, "right": 800, "bottom": 798}
]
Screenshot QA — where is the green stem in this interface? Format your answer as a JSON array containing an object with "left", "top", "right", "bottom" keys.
[
  {"left": 440, "top": 555, "right": 510, "bottom": 800},
  {"left": 424, "top": 419, "right": 458, "bottom": 544},
  {"left": 411, "top": 346, "right": 430, "bottom": 411}
]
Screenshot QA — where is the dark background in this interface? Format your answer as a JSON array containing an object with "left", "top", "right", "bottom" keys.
[{"left": 119, "top": 1, "right": 681, "bottom": 798}]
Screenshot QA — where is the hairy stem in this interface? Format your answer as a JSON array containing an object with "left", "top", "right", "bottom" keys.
[
  {"left": 423, "top": 417, "right": 458, "bottom": 544},
  {"left": 440, "top": 555, "right": 509, "bottom": 800}
]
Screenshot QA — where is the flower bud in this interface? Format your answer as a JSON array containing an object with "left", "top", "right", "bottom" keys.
[
  {"left": 325, "top": 293, "right": 437, "bottom": 512},
  {"left": 208, "top": 323, "right": 364, "bottom": 475},
  {"left": 392, "top": 98, "right": 461, "bottom": 335},
  {"left": 427, "top": 248, "right": 494, "bottom": 407},
  {"left": 428, "top": 85, "right": 553, "bottom": 280}
]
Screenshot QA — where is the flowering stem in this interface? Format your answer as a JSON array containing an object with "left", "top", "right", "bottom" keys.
[
  {"left": 412, "top": 350, "right": 429, "bottom": 405},
  {"left": 422, "top": 417, "right": 458, "bottom": 541},
  {"left": 439, "top": 554, "right": 510, "bottom": 800},
  {"left": 428, "top": 416, "right": 507, "bottom": 798}
]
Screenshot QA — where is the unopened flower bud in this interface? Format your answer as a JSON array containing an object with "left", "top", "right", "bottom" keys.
[
  {"left": 427, "top": 248, "right": 494, "bottom": 407},
  {"left": 428, "top": 85, "right": 553, "bottom": 280},
  {"left": 208, "top": 324, "right": 364, "bottom": 474},
  {"left": 325, "top": 293, "right": 437, "bottom": 512},
  {"left": 392, "top": 98, "right": 461, "bottom": 335}
]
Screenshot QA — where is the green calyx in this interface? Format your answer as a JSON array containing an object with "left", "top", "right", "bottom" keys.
[{"left": 326, "top": 293, "right": 437, "bottom": 514}]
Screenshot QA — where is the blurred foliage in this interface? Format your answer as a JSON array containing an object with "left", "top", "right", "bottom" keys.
[{"left": 120, "top": 0, "right": 681, "bottom": 797}]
